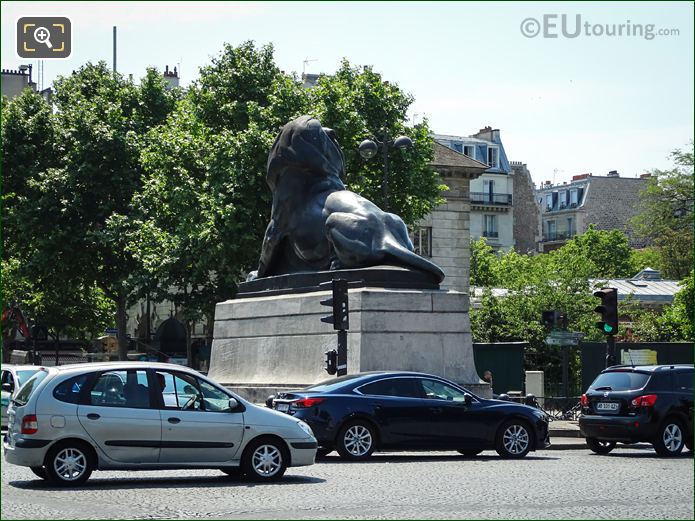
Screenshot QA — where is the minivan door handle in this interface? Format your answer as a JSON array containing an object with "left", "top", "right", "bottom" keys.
[
  {"left": 167, "top": 417, "right": 181, "bottom": 424},
  {"left": 429, "top": 407, "right": 443, "bottom": 414},
  {"left": 86, "top": 413, "right": 100, "bottom": 420}
]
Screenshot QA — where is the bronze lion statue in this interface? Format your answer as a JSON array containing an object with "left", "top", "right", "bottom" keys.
[{"left": 249, "top": 115, "right": 444, "bottom": 283}]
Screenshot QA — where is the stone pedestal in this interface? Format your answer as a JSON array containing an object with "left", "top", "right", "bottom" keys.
[{"left": 209, "top": 287, "right": 488, "bottom": 402}]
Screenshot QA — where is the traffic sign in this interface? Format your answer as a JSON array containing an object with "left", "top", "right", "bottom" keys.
[{"left": 545, "top": 330, "right": 585, "bottom": 346}]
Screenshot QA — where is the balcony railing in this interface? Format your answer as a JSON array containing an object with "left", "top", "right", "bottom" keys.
[
  {"left": 470, "top": 192, "right": 512, "bottom": 206},
  {"left": 542, "top": 229, "right": 577, "bottom": 242},
  {"left": 482, "top": 230, "right": 499, "bottom": 238}
]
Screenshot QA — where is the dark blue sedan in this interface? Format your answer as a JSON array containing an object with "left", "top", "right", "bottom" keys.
[{"left": 270, "top": 371, "right": 550, "bottom": 460}]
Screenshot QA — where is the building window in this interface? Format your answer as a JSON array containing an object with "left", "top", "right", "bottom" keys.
[
  {"left": 412, "top": 227, "right": 432, "bottom": 257},
  {"left": 547, "top": 220, "right": 556, "bottom": 240},
  {"left": 570, "top": 189, "right": 578, "bottom": 206},
  {"left": 545, "top": 193, "right": 553, "bottom": 211},
  {"left": 567, "top": 217, "right": 574, "bottom": 235},
  {"left": 487, "top": 146, "right": 499, "bottom": 168},
  {"left": 463, "top": 145, "right": 475, "bottom": 158},
  {"left": 483, "top": 179, "right": 495, "bottom": 203},
  {"left": 452, "top": 142, "right": 463, "bottom": 153},
  {"left": 559, "top": 191, "right": 567, "bottom": 208},
  {"left": 483, "top": 215, "right": 498, "bottom": 238}
]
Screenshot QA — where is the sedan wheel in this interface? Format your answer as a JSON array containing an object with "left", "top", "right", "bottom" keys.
[
  {"left": 496, "top": 421, "right": 532, "bottom": 458},
  {"left": 242, "top": 438, "right": 287, "bottom": 481},
  {"left": 653, "top": 420, "right": 685, "bottom": 457},
  {"left": 337, "top": 421, "right": 376, "bottom": 460},
  {"left": 44, "top": 443, "right": 93, "bottom": 486},
  {"left": 586, "top": 437, "right": 616, "bottom": 454}
]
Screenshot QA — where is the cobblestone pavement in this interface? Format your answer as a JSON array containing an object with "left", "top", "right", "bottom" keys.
[{"left": 2, "top": 447, "right": 693, "bottom": 519}]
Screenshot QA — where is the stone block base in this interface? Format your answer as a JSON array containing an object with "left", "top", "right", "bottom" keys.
[{"left": 209, "top": 287, "right": 489, "bottom": 400}]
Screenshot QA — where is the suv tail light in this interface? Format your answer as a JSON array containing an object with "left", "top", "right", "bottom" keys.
[
  {"left": 292, "top": 397, "right": 325, "bottom": 408},
  {"left": 630, "top": 394, "right": 658, "bottom": 408},
  {"left": 21, "top": 414, "right": 38, "bottom": 434},
  {"left": 580, "top": 394, "right": 589, "bottom": 407}
]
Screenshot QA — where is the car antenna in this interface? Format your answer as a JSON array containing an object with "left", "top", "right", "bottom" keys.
[{"left": 627, "top": 349, "right": 635, "bottom": 368}]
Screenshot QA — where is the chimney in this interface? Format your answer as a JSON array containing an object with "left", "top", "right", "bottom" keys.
[
  {"left": 607, "top": 170, "right": 619, "bottom": 178},
  {"left": 640, "top": 173, "right": 652, "bottom": 179},
  {"left": 572, "top": 173, "right": 591, "bottom": 181}
]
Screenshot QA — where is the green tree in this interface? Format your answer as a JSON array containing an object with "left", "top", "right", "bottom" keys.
[
  {"left": 470, "top": 238, "right": 496, "bottom": 287},
  {"left": 565, "top": 225, "right": 633, "bottom": 278},
  {"left": 631, "top": 144, "right": 694, "bottom": 280},
  {"left": 1, "top": 90, "right": 115, "bottom": 356},
  {"left": 309, "top": 61, "right": 444, "bottom": 224},
  {"left": 3, "top": 64, "right": 177, "bottom": 359}
]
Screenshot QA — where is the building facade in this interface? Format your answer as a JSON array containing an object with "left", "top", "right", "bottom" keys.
[
  {"left": 411, "top": 142, "right": 488, "bottom": 293},
  {"left": 435, "top": 127, "right": 514, "bottom": 251},
  {"left": 510, "top": 161, "right": 542, "bottom": 254},
  {"left": 536, "top": 171, "right": 650, "bottom": 252}
]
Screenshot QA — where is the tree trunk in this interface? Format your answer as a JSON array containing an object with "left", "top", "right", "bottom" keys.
[
  {"left": 116, "top": 293, "right": 129, "bottom": 361},
  {"left": 186, "top": 320, "right": 193, "bottom": 368}
]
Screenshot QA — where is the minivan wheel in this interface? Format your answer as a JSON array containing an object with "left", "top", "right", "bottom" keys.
[
  {"left": 653, "top": 419, "right": 685, "bottom": 457},
  {"left": 336, "top": 420, "right": 376, "bottom": 460},
  {"left": 44, "top": 442, "right": 93, "bottom": 486},
  {"left": 496, "top": 420, "right": 533, "bottom": 458},
  {"left": 242, "top": 438, "right": 288, "bottom": 481},
  {"left": 587, "top": 438, "right": 616, "bottom": 454},
  {"left": 30, "top": 466, "right": 48, "bottom": 480}
]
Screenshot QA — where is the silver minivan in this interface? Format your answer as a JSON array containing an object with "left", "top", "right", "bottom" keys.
[{"left": 3, "top": 362, "right": 317, "bottom": 486}]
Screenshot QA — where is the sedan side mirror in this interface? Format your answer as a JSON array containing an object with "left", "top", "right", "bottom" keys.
[
  {"left": 463, "top": 393, "right": 473, "bottom": 406},
  {"left": 228, "top": 397, "right": 239, "bottom": 410},
  {"left": 1, "top": 383, "right": 12, "bottom": 393}
]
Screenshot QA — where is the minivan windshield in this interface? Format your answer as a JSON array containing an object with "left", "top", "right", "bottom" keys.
[
  {"left": 13, "top": 369, "right": 49, "bottom": 406},
  {"left": 590, "top": 371, "right": 650, "bottom": 392}
]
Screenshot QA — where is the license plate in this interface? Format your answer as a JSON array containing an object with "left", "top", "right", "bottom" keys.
[
  {"left": 276, "top": 403, "right": 290, "bottom": 413},
  {"left": 596, "top": 402, "right": 619, "bottom": 412}
]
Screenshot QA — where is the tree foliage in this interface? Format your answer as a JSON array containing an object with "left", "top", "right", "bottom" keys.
[
  {"left": 631, "top": 144, "right": 694, "bottom": 280},
  {"left": 308, "top": 61, "right": 444, "bottom": 224},
  {"left": 2, "top": 64, "right": 177, "bottom": 357}
]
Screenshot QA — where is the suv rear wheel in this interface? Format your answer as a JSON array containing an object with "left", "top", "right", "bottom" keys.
[
  {"left": 653, "top": 419, "right": 685, "bottom": 457},
  {"left": 586, "top": 438, "right": 616, "bottom": 454}
]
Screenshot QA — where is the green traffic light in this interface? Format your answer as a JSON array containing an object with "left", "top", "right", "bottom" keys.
[{"left": 603, "top": 323, "right": 615, "bottom": 334}]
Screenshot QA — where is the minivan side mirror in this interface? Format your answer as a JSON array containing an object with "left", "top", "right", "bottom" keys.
[
  {"left": 1, "top": 383, "right": 12, "bottom": 393},
  {"left": 463, "top": 393, "right": 473, "bottom": 406},
  {"left": 228, "top": 397, "right": 239, "bottom": 411}
]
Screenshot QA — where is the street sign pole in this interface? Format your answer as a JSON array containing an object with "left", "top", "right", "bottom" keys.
[
  {"left": 337, "top": 330, "right": 347, "bottom": 377},
  {"left": 606, "top": 335, "right": 616, "bottom": 368}
]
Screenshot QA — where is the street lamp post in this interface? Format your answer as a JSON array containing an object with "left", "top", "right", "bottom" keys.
[{"left": 359, "top": 130, "right": 413, "bottom": 211}]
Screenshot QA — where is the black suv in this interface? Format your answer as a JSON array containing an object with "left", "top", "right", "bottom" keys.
[{"left": 579, "top": 364, "right": 693, "bottom": 456}]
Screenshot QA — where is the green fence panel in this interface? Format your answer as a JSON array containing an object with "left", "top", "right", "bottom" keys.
[{"left": 472, "top": 342, "right": 526, "bottom": 396}]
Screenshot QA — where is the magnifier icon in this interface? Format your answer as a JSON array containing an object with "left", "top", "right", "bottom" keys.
[{"left": 33, "top": 26, "right": 53, "bottom": 49}]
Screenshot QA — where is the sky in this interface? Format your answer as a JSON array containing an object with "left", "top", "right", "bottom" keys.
[{"left": 2, "top": 1, "right": 693, "bottom": 186}]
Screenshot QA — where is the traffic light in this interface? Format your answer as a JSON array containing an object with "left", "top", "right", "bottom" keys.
[
  {"left": 324, "top": 349, "right": 337, "bottom": 375},
  {"left": 593, "top": 288, "right": 618, "bottom": 336},
  {"left": 320, "top": 279, "right": 349, "bottom": 330}
]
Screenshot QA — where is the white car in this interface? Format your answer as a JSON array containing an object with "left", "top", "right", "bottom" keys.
[
  {"left": 1, "top": 365, "right": 42, "bottom": 429},
  {"left": 3, "top": 362, "right": 316, "bottom": 485}
]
